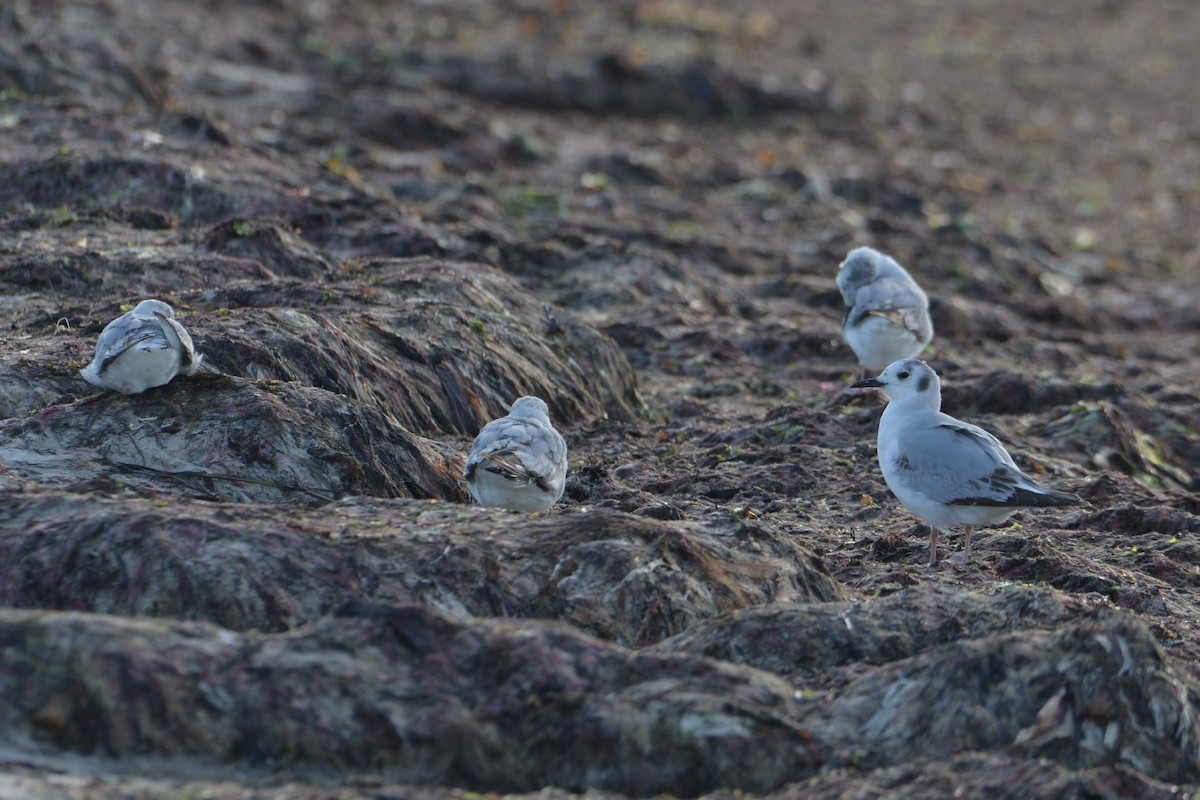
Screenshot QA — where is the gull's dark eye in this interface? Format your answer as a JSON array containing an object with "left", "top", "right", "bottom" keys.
[{"left": 898, "top": 371, "right": 910, "bottom": 379}]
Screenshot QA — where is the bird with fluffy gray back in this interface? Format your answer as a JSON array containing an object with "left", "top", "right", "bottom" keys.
[
  {"left": 852, "top": 359, "right": 1078, "bottom": 565},
  {"left": 837, "top": 246, "right": 933, "bottom": 371},
  {"left": 80, "top": 299, "right": 204, "bottom": 394},
  {"left": 465, "top": 396, "right": 568, "bottom": 512}
]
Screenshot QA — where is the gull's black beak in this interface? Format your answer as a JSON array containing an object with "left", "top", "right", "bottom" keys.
[{"left": 850, "top": 377, "right": 884, "bottom": 389}]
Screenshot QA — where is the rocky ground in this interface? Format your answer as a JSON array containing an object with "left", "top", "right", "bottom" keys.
[{"left": 1, "top": 0, "right": 1199, "bottom": 797}]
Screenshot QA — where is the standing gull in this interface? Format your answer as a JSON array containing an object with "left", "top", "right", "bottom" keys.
[
  {"left": 80, "top": 299, "right": 203, "bottom": 394},
  {"left": 851, "top": 359, "right": 1077, "bottom": 565},
  {"left": 837, "top": 246, "right": 933, "bottom": 371},
  {"left": 465, "top": 396, "right": 568, "bottom": 512}
]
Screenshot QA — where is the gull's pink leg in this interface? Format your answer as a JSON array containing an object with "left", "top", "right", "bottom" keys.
[{"left": 947, "top": 525, "right": 975, "bottom": 566}]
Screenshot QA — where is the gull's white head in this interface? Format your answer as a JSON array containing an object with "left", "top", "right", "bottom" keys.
[
  {"left": 850, "top": 359, "right": 941, "bottom": 406},
  {"left": 836, "top": 247, "right": 909, "bottom": 301},
  {"left": 508, "top": 395, "right": 551, "bottom": 421},
  {"left": 129, "top": 299, "right": 176, "bottom": 319},
  {"left": 837, "top": 247, "right": 877, "bottom": 298}
]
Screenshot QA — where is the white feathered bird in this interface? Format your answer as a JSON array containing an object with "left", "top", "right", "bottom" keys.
[
  {"left": 465, "top": 396, "right": 568, "bottom": 512},
  {"left": 80, "top": 299, "right": 203, "bottom": 394},
  {"left": 837, "top": 246, "right": 934, "bottom": 370},
  {"left": 852, "top": 359, "right": 1077, "bottom": 565}
]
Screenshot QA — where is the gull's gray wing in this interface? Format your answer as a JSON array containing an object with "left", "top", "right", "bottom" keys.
[
  {"left": 845, "top": 276, "right": 931, "bottom": 340},
  {"left": 889, "top": 415, "right": 1049, "bottom": 508},
  {"left": 466, "top": 417, "right": 566, "bottom": 491},
  {"left": 94, "top": 314, "right": 172, "bottom": 373}
]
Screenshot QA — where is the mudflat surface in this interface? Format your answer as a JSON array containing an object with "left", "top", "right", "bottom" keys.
[{"left": 1, "top": 1, "right": 1198, "bottom": 797}]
